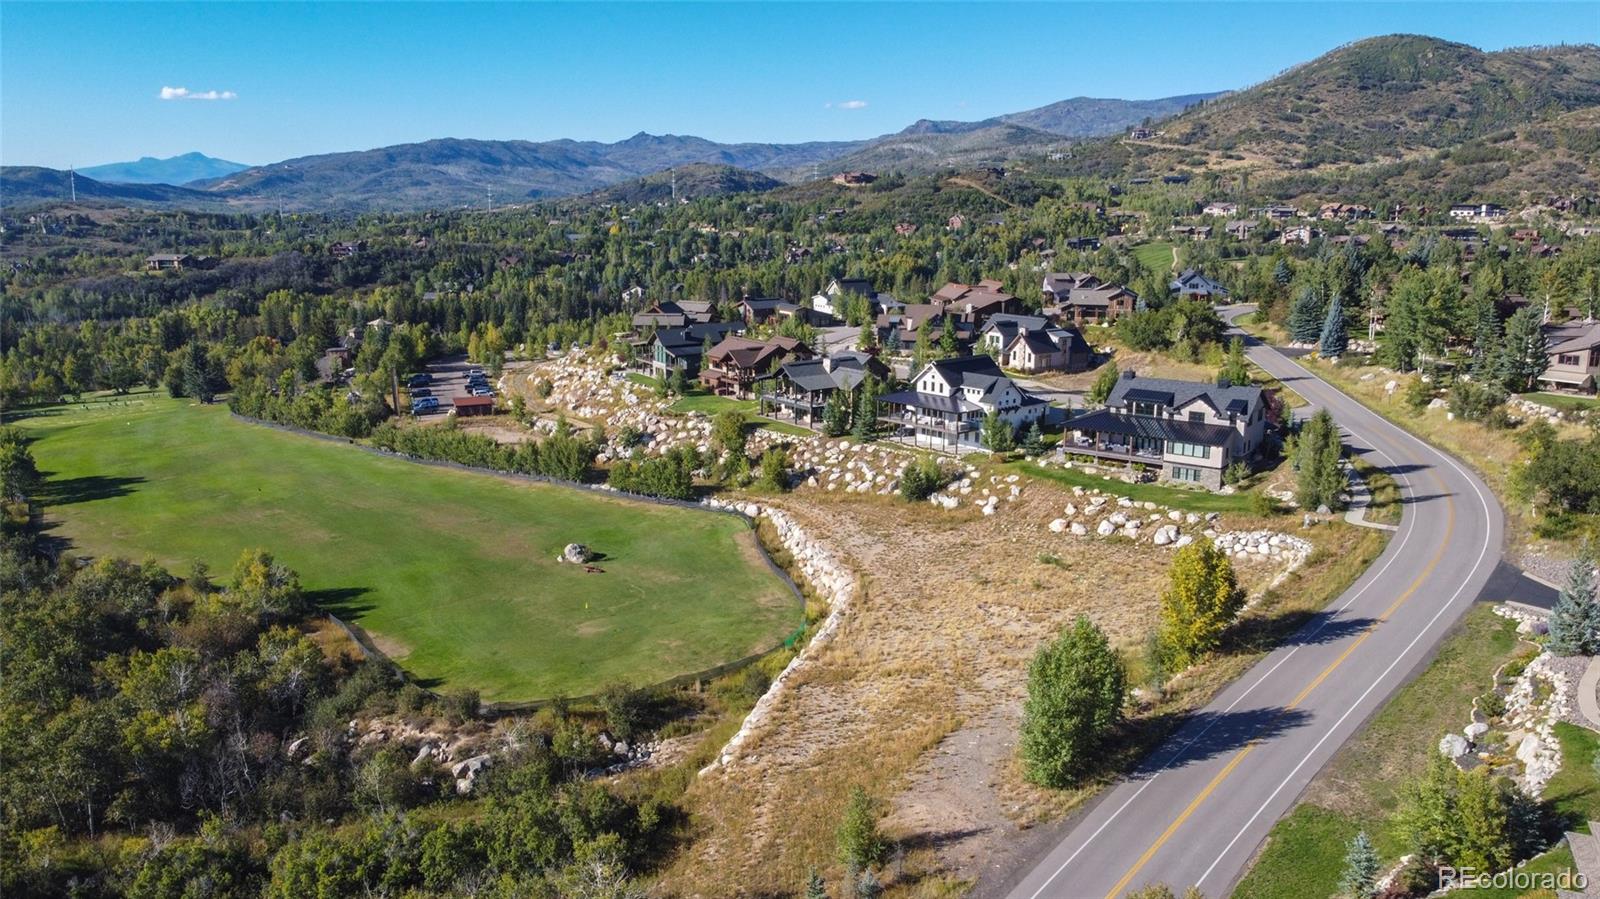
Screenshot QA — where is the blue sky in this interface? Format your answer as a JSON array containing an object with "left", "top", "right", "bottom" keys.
[{"left": 3, "top": 2, "right": 1597, "bottom": 168}]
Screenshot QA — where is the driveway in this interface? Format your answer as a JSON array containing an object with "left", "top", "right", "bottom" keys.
[{"left": 992, "top": 305, "right": 1505, "bottom": 898}]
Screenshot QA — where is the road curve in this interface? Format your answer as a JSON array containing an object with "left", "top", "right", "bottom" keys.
[{"left": 998, "top": 307, "right": 1504, "bottom": 899}]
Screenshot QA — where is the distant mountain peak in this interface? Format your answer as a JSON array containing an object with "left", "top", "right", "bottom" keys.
[{"left": 78, "top": 152, "right": 250, "bottom": 186}]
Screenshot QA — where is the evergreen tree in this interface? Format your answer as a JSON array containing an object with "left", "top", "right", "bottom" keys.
[
  {"left": 1158, "top": 539, "right": 1244, "bottom": 668},
  {"left": 1548, "top": 555, "right": 1600, "bottom": 656},
  {"left": 1272, "top": 258, "right": 1293, "bottom": 287},
  {"left": 910, "top": 324, "right": 932, "bottom": 376},
  {"left": 856, "top": 322, "right": 876, "bottom": 351},
  {"left": 836, "top": 786, "right": 887, "bottom": 869},
  {"left": 1020, "top": 616, "right": 1126, "bottom": 788},
  {"left": 822, "top": 390, "right": 851, "bottom": 437},
  {"left": 938, "top": 315, "right": 959, "bottom": 357},
  {"left": 1469, "top": 293, "right": 1504, "bottom": 377},
  {"left": 852, "top": 376, "right": 880, "bottom": 441},
  {"left": 1337, "top": 831, "right": 1379, "bottom": 899},
  {"left": 1295, "top": 409, "right": 1345, "bottom": 511},
  {"left": 1319, "top": 293, "right": 1349, "bottom": 357},
  {"left": 1217, "top": 337, "right": 1250, "bottom": 387},
  {"left": 1498, "top": 306, "right": 1549, "bottom": 393},
  {"left": 804, "top": 870, "right": 827, "bottom": 899},
  {"left": 1022, "top": 421, "right": 1046, "bottom": 457},
  {"left": 1288, "top": 287, "right": 1324, "bottom": 344}
]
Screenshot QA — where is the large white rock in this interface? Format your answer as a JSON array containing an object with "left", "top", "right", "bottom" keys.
[
  {"left": 1070, "top": 522, "right": 1089, "bottom": 536},
  {"left": 1439, "top": 733, "right": 1470, "bottom": 758},
  {"left": 1097, "top": 519, "right": 1116, "bottom": 537},
  {"left": 1049, "top": 518, "right": 1068, "bottom": 533}
]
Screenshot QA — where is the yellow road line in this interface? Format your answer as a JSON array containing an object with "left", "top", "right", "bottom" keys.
[{"left": 1101, "top": 470, "right": 1455, "bottom": 899}]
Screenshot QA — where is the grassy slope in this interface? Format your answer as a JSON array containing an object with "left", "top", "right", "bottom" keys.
[
  {"left": 13, "top": 393, "right": 799, "bottom": 701},
  {"left": 1009, "top": 460, "right": 1256, "bottom": 514},
  {"left": 1233, "top": 605, "right": 1526, "bottom": 899}
]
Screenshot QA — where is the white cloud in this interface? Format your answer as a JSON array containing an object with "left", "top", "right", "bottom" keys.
[
  {"left": 837, "top": 99, "right": 868, "bottom": 110},
  {"left": 159, "top": 86, "right": 237, "bottom": 101}
]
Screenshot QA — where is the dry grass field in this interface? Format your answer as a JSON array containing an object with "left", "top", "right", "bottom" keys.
[{"left": 659, "top": 481, "right": 1383, "bottom": 896}]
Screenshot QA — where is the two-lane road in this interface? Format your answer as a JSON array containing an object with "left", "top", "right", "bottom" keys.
[{"left": 998, "top": 307, "right": 1504, "bottom": 898}]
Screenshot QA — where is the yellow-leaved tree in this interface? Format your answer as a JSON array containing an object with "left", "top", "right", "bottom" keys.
[{"left": 1158, "top": 539, "right": 1244, "bottom": 670}]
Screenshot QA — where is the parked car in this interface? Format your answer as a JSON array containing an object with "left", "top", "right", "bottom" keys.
[
  {"left": 410, "top": 388, "right": 433, "bottom": 398},
  {"left": 406, "top": 373, "right": 431, "bottom": 388},
  {"left": 469, "top": 385, "right": 494, "bottom": 397}
]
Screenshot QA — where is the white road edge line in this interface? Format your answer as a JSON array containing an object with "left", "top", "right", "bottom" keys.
[
  {"left": 1021, "top": 398, "right": 1420, "bottom": 898},
  {"left": 1193, "top": 348, "right": 1501, "bottom": 894}
]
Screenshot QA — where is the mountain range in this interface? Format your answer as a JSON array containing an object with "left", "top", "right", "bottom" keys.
[
  {"left": 6, "top": 36, "right": 1600, "bottom": 213},
  {"left": 78, "top": 152, "right": 250, "bottom": 186},
  {"left": 0, "top": 93, "right": 1219, "bottom": 212}
]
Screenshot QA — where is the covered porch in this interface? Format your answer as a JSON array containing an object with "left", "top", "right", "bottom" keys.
[{"left": 878, "top": 390, "right": 984, "bottom": 454}]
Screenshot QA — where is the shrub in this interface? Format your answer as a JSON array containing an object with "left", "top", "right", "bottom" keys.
[
  {"left": 1158, "top": 540, "right": 1244, "bottom": 668},
  {"left": 897, "top": 457, "right": 944, "bottom": 502},
  {"left": 835, "top": 786, "right": 888, "bottom": 869},
  {"left": 1447, "top": 378, "right": 1506, "bottom": 423},
  {"left": 1020, "top": 616, "right": 1126, "bottom": 787}
]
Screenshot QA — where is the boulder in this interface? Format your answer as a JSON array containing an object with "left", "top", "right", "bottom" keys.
[
  {"left": 1439, "top": 733, "right": 1470, "bottom": 758},
  {"left": 1070, "top": 522, "right": 1089, "bottom": 537},
  {"left": 1097, "top": 519, "right": 1116, "bottom": 537},
  {"left": 562, "top": 543, "right": 591, "bottom": 564},
  {"left": 1049, "top": 518, "right": 1068, "bottom": 533},
  {"left": 1464, "top": 722, "right": 1489, "bottom": 740}
]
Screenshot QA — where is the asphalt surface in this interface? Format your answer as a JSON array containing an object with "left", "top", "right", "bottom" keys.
[{"left": 996, "top": 306, "right": 1506, "bottom": 899}]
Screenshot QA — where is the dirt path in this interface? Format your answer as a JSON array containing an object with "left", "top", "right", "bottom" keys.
[{"left": 946, "top": 176, "right": 1016, "bottom": 208}]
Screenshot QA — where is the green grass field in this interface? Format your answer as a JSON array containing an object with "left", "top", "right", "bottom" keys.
[
  {"left": 1523, "top": 391, "right": 1600, "bottom": 413},
  {"left": 11, "top": 393, "right": 800, "bottom": 702},
  {"left": 1132, "top": 240, "right": 1177, "bottom": 274}
]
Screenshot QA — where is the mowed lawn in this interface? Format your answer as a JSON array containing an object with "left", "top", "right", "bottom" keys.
[{"left": 12, "top": 393, "right": 800, "bottom": 702}]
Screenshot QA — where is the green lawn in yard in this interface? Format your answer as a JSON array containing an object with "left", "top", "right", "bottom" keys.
[
  {"left": 10, "top": 392, "right": 800, "bottom": 702},
  {"left": 1522, "top": 392, "right": 1600, "bottom": 413},
  {"left": 1132, "top": 240, "right": 1177, "bottom": 274},
  {"left": 625, "top": 371, "right": 663, "bottom": 389},
  {"left": 665, "top": 391, "right": 815, "bottom": 437},
  {"left": 1008, "top": 460, "right": 1257, "bottom": 514}
]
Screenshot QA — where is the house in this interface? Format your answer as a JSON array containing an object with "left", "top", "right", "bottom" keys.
[
  {"left": 812, "top": 277, "right": 877, "bottom": 317},
  {"left": 875, "top": 305, "right": 976, "bottom": 348},
  {"left": 978, "top": 314, "right": 1092, "bottom": 373},
  {"left": 1064, "top": 236, "right": 1101, "bottom": 251},
  {"left": 1537, "top": 320, "right": 1600, "bottom": 393},
  {"left": 1280, "top": 225, "right": 1321, "bottom": 246},
  {"left": 1169, "top": 224, "right": 1211, "bottom": 241},
  {"left": 1449, "top": 203, "right": 1508, "bottom": 222},
  {"left": 631, "top": 299, "right": 715, "bottom": 331},
  {"left": 699, "top": 336, "right": 813, "bottom": 397},
  {"left": 1202, "top": 202, "right": 1239, "bottom": 217},
  {"left": 929, "top": 280, "right": 1021, "bottom": 326},
  {"left": 878, "top": 355, "right": 1049, "bottom": 453},
  {"left": 832, "top": 171, "right": 877, "bottom": 187},
  {"left": 145, "top": 253, "right": 192, "bottom": 271},
  {"left": 757, "top": 351, "right": 890, "bottom": 429},
  {"left": 330, "top": 240, "right": 367, "bottom": 258},
  {"left": 1129, "top": 127, "right": 1157, "bottom": 140},
  {"left": 1170, "top": 269, "right": 1230, "bottom": 302},
  {"left": 1042, "top": 272, "right": 1101, "bottom": 304},
  {"left": 1317, "top": 203, "right": 1373, "bottom": 221},
  {"left": 947, "top": 214, "right": 966, "bottom": 231},
  {"left": 1048, "top": 284, "right": 1140, "bottom": 326},
  {"left": 1066, "top": 372, "right": 1267, "bottom": 489},
  {"left": 1224, "top": 219, "right": 1259, "bottom": 240},
  {"left": 1256, "top": 204, "right": 1302, "bottom": 221},
  {"left": 642, "top": 321, "right": 745, "bottom": 379},
  {"left": 738, "top": 297, "right": 796, "bottom": 325}
]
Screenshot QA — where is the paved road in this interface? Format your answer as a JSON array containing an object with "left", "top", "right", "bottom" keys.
[{"left": 997, "top": 306, "right": 1505, "bottom": 899}]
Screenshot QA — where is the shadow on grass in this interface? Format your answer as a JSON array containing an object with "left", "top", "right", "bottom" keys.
[
  {"left": 307, "top": 586, "right": 373, "bottom": 618},
  {"left": 36, "top": 473, "right": 146, "bottom": 505}
]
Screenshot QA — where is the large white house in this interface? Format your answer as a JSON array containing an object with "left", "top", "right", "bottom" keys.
[
  {"left": 878, "top": 355, "right": 1048, "bottom": 452},
  {"left": 976, "top": 314, "right": 1092, "bottom": 373}
]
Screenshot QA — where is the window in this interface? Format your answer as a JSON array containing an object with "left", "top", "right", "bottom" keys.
[
  {"left": 1171, "top": 465, "right": 1201, "bottom": 482},
  {"left": 1188, "top": 411, "right": 1205, "bottom": 423},
  {"left": 1169, "top": 441, "right": 1209, "bottom": 458},
  {"left": 1560, "top": 354, "right": 1582, "bottom": 367}
]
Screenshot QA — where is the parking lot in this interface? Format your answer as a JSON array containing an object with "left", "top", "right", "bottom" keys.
[{"left": 407, "top": 357, "right": 494, "bottom": 417}]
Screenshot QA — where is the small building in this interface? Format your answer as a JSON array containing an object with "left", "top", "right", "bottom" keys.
[
  {"left": 699, "top": 336, "right": 813, "bottom": 397},
  {"left": 1202, "top": 202, "right": 1239, "bottom": 217},
  {"left": 929, "top": 280, "right": 1021, "bottom": 327},
  {"left": 832, "top": 171, "right": 877, "bottom": 187},
  {"left": 1449, "top": 203, "right": 1508, "bottom": 222},
  {"left": 977, "top": 314, "right": 1093, "bottom": 373},
  {"left": 1066, "top": 372, "right": 1267, "bottom": 490},
  {"left": 454, "top": 395, "right": 495, "bottom": 417},
  {"left": 1224, "top": 219, "right": 1259, "bottom": 240},
  {"left": 757, "top": 351, "right": 890, "bottom": 429},
  {"left": 1538, "top": 320, "right": 1600, "bottom": 393},
  {"left": 1280, "top": 225, "right": 1321, "bottom": 246},
  {"left": 1169, "top": 224, "right": 1210, "bottom": 241},
  {"left": 1048, "top": 284, "right": 1140, "bottom": 326},
  {"left": 1170, "top": 269, "right": 1231, "bottom": 302},
  {"left": 145, "top": 253, "right": 193, "bottom": 271},
  {"left": 878, "top": 355, "right": 1049, "bottom": 453},
  {"left": 738, "top": 296, "right": 797, "bottom": 325},
  {"left": 811, "top": 277, "right": 877, "bottom": 318},
  {"left": 330, "top": 240, "right": 367, "bottom": 258}
]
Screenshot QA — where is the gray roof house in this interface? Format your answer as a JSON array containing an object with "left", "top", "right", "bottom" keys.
[
  {"left": 1067, "top": 372, "right": 1267, "bottom": 490},
  {"left": 1170, "top": 269, "right": 1231, "bottom": 301}
]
